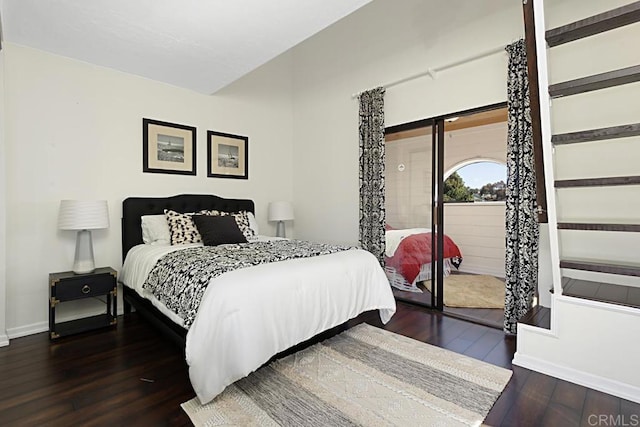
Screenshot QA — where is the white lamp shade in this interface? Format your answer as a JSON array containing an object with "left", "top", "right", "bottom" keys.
[
  {"left": 58, "top": 200, "right": 110, "bottom": 230},
  {"left": 268, "top": 201, "right": 294, "bottom": 222}
]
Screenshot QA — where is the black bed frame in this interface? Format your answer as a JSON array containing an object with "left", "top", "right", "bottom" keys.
[
  {"left": 120, "top": 194, "right": 365, "bottom": 352},
  {"left": 121, "top": 194, "right": 255, "bottom": 346}
]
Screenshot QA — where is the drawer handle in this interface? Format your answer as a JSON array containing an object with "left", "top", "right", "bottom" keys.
[{"left": 82, "top": 285, "right": 91, "bottom": 294}]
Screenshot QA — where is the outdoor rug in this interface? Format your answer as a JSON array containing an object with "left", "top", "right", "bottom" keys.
[
  {"left": 444, "top": 274, "right": 506, "bottom": 309},
  {"left": 182, "top": 323, "right": 512, "bottom": 426}
]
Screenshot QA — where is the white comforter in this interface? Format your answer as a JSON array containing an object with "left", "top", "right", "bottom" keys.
[{"left": 120, "top": 238, "right": 396, "bottom": 404}]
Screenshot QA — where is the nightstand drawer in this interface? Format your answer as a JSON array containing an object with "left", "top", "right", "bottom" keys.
[
  {"left": 54, "top": 273, "right": 115, "bottom": 301},
  {"left": 49, "top": 267, "right": 117, "bottom": 340}
]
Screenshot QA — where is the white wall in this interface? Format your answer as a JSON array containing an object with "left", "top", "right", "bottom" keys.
[
  {"left": 445, "top": 203, "right": 506, "bottom": 277},
  {"left": 385, "top": 134, "right": 433, "bottom": 229},
  {"left": 290, "top": 0, "right": 523, "bottom": 245},
  {"left": 3, "top": 43, "right": 295, "bottom": 336},
  {"left": 0, "top": 46, "right": 8, "bottom": 346}
]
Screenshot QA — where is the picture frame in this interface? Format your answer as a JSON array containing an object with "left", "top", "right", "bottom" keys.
[
  {"left": 143, "top": 118, "right": 196, "bottom": 175},
  {"left": 207, "top": 130, "right": 248, "bottom": 179}
]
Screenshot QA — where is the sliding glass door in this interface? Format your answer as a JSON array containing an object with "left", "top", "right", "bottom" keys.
[
  {"left": 385, "top": 103, "right": 509, "bottom": 328},
  {"left": 384, "top": 119, "right": 444, "bottom": 309},
  {"left": 431, "top": 118, "right": 445, "bottom": 310}
]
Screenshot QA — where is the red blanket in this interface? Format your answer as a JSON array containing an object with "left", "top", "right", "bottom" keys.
[{"left": 385, "top": 233, "right": 462, "bottom": 284}]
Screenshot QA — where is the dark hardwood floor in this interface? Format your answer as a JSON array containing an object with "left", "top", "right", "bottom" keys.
[
  {"left": 0, "top": 302, "right": 638, "bottom": 426},
  {"left": 393, "top": 271, "right": 506, "bottom": 329},
  {"left": 387, "top": 302, "right": 506, "bottom": 330}
]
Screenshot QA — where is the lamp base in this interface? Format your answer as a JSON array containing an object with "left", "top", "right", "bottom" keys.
[
  {"left": 73, "top": 230, "right": 96, "bottom": 274},
  {"left": 276, "top": 221, "right": 286, "bottom": 238}
]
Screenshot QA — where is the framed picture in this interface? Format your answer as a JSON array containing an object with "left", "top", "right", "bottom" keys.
[
  {"left": 207, "top": 130, "right": 248, "bottom": 179},
  {"left": 143, "top": 118, "right": 196, "bottom": 175}
]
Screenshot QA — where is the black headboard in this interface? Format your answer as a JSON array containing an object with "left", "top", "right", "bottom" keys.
[{"left": 122, "top": 194, "right": 255, "bottom": 261}]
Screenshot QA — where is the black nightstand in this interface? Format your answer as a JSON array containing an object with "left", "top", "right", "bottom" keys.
[{"left": 49, "top": 267, "right": 117, "bottom": 340}]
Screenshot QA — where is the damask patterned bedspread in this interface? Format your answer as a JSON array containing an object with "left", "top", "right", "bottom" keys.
[{"left": 143, "top": 240, "right": 355, "bottom": 328}]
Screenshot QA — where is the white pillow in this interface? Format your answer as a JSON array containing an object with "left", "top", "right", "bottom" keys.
[{"left": 141, "top": 214, "right": 171, "bottom": 245}]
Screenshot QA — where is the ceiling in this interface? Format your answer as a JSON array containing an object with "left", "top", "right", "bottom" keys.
[{"left": 0, "top": 0, "right": 372, "bottom": 94}]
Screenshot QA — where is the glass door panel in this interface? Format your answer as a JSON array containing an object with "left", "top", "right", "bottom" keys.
[{"left": 384, "top": 123, "right": 438, "bottom": 308}]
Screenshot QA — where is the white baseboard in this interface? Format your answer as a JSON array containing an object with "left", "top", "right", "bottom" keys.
[
  {"left": 7, "top": 321, "right": 48, "bottom": 339},
  {"left": 0, "top": 332, "right": 9, "bottom": 347},
  {"left": 5, "top": 306, "right": 126, "bottom": 342},
  {"left": 513, "top": 352, "right": 640, "bottom": 404}
]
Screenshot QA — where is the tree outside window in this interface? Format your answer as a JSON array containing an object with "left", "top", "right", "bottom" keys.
[{"left": 443, "top": 161, "right": 506, "bottom": 203}]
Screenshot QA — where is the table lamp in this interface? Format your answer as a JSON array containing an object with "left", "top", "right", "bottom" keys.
[
  {"left": 268, "top": 201, "right": 294, "bottom": 238},
  {"left": 58, "top": 200, "right": 109, "bottom": 274}
]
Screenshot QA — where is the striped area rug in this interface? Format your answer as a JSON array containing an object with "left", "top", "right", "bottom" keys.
[{"left": 182, "top": 324, "right": 512, "bottom": 426}]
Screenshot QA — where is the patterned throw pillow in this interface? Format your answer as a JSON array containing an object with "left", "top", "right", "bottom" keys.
[
  {"left": 232, "top": 211, "right": 257, "bottom": 241},
  {"left": 165, "top": 209, "right": 211, "bottom": 245},
  {"left": 165, "top": 209, "right": 256, "bottom": 245}
]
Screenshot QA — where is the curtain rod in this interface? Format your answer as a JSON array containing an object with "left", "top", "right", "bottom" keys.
[{"left": 351, "top": 44, "right": 507, "bottom": 99}]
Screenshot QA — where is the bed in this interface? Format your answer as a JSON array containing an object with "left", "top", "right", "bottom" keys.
[
  {"left": 384, "top": 227, "right": 463, "bottom": 292},
  {"left": 119, "top": 194, "right": 396, "bottom": 404}
]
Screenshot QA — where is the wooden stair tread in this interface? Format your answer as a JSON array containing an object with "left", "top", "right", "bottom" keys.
[
  {"left": 552, "top": 123, "right": 640, "bottom": 145},
  {"left": 558, "top": 222, "right": 640, "bottom": 232},
  {"left": 549, "top": 65, "right": 640, "bottom": 98},
  {"left": 560, "top": 259, "right": 640, "bottom": 277},
  {"left": 555, "top": 175, "right": 640, "bottom": 188},
  {"left": 546, "top": 1, "right": 640, "bottom": 47},
  {"left": 518, "top": 305, "right": 551, "bottom": 329},
  {"left": 562, "top": 277, "right": 640, "bottom": 308}
]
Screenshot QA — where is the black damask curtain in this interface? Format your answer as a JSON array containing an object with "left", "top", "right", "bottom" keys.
[
  {"left": 358, "top": 87, "right": 386, "bottom": 265},
  {"left": 504, "top": 39, "right": 539, "bottom": 334}
]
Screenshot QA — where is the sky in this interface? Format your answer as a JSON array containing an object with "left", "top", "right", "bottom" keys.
[{"left": 456, "top": 162, "right": 506, "bottom": 189}]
